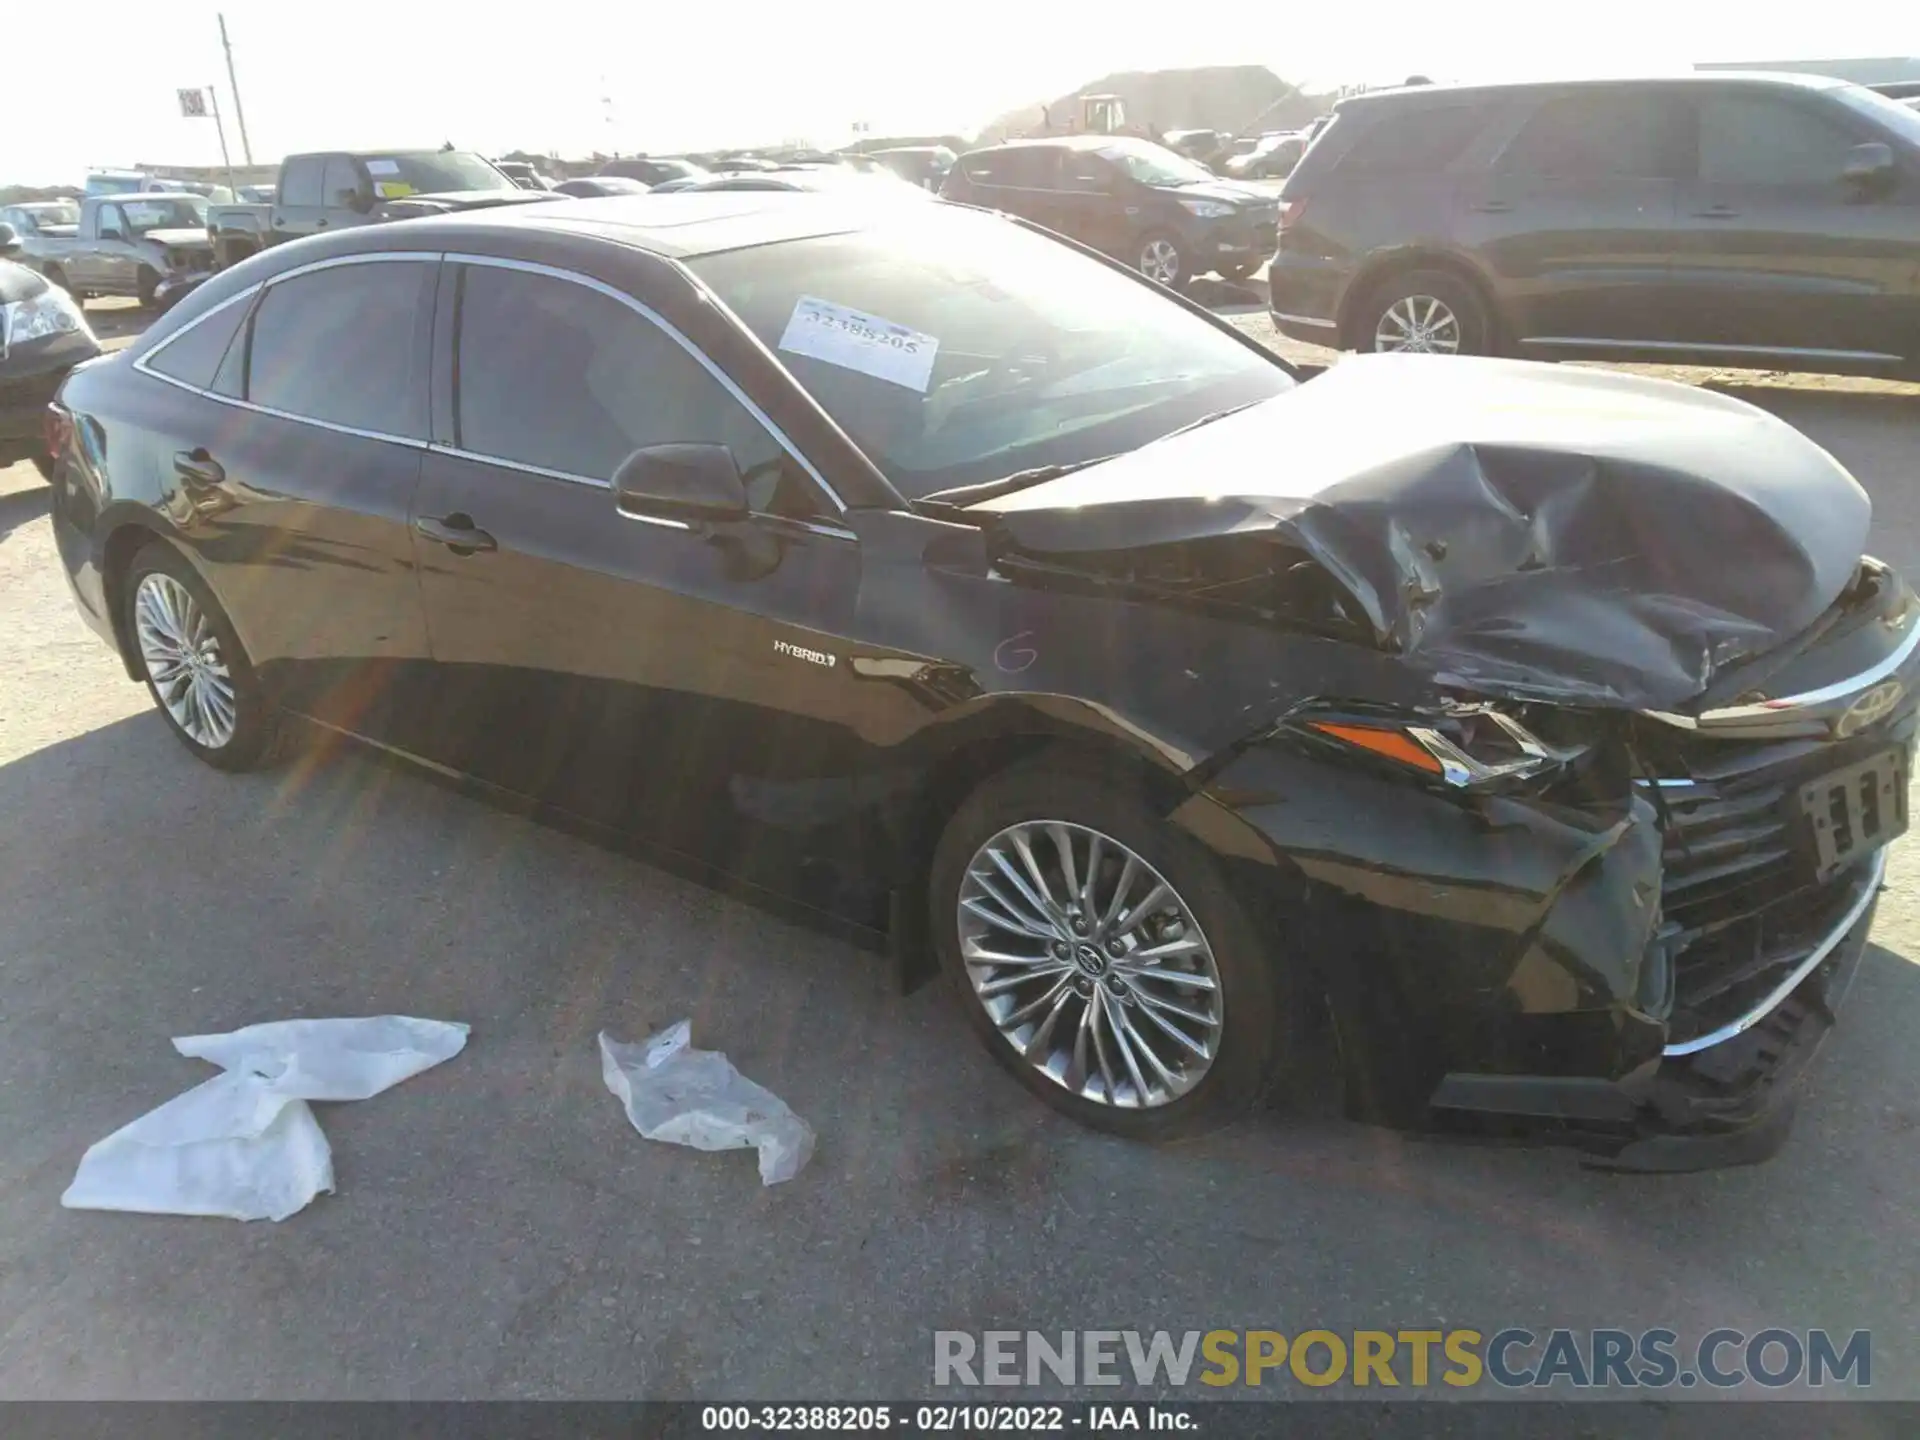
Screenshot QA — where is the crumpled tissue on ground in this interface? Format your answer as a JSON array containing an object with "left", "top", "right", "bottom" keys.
[
  {"left": 599, "top": 1021, "right": 815, "bottom": 1186},
  {"left": 61, "top": 1016, "right": 469, "bottom": 1222}
]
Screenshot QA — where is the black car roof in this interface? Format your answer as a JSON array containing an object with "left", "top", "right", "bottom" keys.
[
  {"left": 1335, "top": 70, "right": 1849, "bottom": 112},
  {"left": 303, "top": 192, "right": 900, "bottom": 260}
]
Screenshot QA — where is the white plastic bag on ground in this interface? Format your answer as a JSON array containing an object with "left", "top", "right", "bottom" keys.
[
  {"left": 600, "top": 1021, "right": 815, "bottom": 1186},
  {"left": 173, "top": 1016, "right": 470, "bottom": 1100},
  {"left": 62, "top": 1015, "right": 469, "bottom": 1222},
  {"left": 60, "top": 1072, "right": 333, "bottom": 1221}
]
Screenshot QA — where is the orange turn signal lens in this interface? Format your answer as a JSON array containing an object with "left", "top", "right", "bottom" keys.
[{"left": 1308, "top": 721, "right": 1444, "bottom": 774}]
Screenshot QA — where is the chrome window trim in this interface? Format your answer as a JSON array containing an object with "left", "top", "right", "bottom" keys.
[
  {"left": 1642, "top": 608, "right": 1920, "bottom": 731},
  {"left": 131, "top": 250, "right": 440, "bottom": 449},
  {"left": 1663, "top": 847, "right": 1885, "bottom": 1057},
  {"left": 444, "top": 252, "right": 849, "bottom": 514},
  {"left": 1523, "top": 336, "right": 1903, "bottom": 363}
]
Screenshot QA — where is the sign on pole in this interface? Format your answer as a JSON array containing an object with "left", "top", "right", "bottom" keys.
[{"left": 178, "top": 87, "right": 209, "bottom": 118}]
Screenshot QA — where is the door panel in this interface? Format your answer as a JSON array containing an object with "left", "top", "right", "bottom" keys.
[
  {"left": 1667, "top": 92, "right": 1920, "bottom": 360},
  {"left": 412, "top": 259, "right": 868, "bottom": 870},
  {"left": 1462, "top": 90, "right": 1686, "bottom": 346},
  {"left": 182, "top": 253, "right": 438, "bottom": 736}
]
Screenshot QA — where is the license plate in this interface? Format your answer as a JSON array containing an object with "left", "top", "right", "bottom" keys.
[{"left": 1797, "top": 749, "right": 1908, "bottom": 883}]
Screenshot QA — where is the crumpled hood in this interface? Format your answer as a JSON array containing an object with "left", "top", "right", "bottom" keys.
[
  {"left": 145, "top": 228, "right": 213, "bottom": 249},
  {"left": 977, "top": 355, "right": 1871, "bottom": 708}
]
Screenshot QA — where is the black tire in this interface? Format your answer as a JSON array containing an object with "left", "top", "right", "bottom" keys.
[
  {"left": 1217, "top": 261, "right": 1258, "bottom": 283},
  {"left": 1351, "top": 267, "right": 1493, "bottom": 356},
  {"left": 135, "top": 266, "right": 161, "bottom": 311},
  {"left": 122, "top": 541, "right": 279, "bottom": 772},
  {"left": 929, "top": 751, "right": 1281, "bottom": 1139},
  {"left": 1134, "top": 230, "right": 1191, "bottom": 292},
  {"left": 43, "top": 266, "right": 79, "bottom": 305}
]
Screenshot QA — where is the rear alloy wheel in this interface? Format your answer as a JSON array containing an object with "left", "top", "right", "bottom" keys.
[
  {"left": 124, "top": 544, "right": 278, "bottom": 771},
  {"left": 1357, "top": 269, "right": 1491, "bottom": 356},
  {"left": 931, "top": 757, "right": 1279, "bottom": 1138},
  {"left": 1136, "top": 232, "right": 1187, "bottom": 290}
]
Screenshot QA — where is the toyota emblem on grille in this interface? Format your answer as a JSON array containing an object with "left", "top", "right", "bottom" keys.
[{"left": 1835, "top": 680, "right": 1904, "bottom": 737}]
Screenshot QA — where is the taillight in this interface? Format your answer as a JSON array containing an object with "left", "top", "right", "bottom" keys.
[
  {"left": 44, "top": 403, "right": 74, "bottom": 464},
  {"left": 1278, "top": 198, "right": 1306, "bottom": 229}
]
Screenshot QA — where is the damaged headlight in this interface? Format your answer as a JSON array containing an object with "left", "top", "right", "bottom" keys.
[{"left": 1301, "top": 706, "right": 1589, "bottom": 792}]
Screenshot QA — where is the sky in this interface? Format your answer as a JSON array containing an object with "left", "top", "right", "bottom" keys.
[{"left": 2, "top": 0, "right": 1912, "bottom": 185}]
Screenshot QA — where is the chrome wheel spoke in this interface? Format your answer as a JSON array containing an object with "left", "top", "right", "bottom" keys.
[{"left": 957, "top": 819, "right": 1225, "bottom": 1109}]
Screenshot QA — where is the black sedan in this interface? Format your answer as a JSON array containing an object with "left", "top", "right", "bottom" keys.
[
  {"left": 45, "top": 195, "right": 1918, "bottom": 1168},
  {"left": 0, "top": 245, "right": 101, "bottom": 478}
]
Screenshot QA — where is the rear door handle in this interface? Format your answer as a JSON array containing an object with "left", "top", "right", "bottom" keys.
[
  {"left": 1694, "top": 204, "right": 1740, "bottom": 219},
  {"left": 173, "top": 448, "right": 224, "bottom": 487},
  {"left": 1470, "top": 199, "right": 1512, "bottom": 213},
  {"left": 415, "top": 513, "right": 497, "bottom": 555}
]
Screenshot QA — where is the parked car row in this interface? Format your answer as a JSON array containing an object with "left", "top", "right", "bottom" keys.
[
  {"left": 0, "top": 242, "right": 100, "bottom": 478},
  {"left": 5, "top": 195, "right": 214, "bottom": 310}
]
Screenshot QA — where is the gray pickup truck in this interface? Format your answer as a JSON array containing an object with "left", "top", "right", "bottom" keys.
[
  {"left": 208, "top": 149, "right": 551, "bottom": 269},
  {"left": 14, "top": 194, "right": 214, "bottom": 310}
]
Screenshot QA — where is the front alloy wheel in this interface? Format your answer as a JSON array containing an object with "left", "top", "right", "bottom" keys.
[
  {"left": 931, "top": 756, "right": 1280, "bottom": 1137},
  {"left": 958, "top": 820, "right": 1225, "bottom": 1109},
  {"left": 1137, "top": 235, "right": 1183, "bottom": 288}
]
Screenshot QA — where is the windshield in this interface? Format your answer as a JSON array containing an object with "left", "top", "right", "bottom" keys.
[
  {"left": 1831, "top": 83, "right": 1920, "bottom": 147},
  {"left": 690, "top": 207, "right": 1292, "bottom": 499},
  {"left": 363, "top": 151, "right": 511, "bottom": 195},
  {"left": 1095, "top": 138, "right": 1218, "bottom": 187},
  {"left": 118, "top": 197, "right": 209, "bottom": 232},
  {"left": 28, "top": 202, "right": 80, "bottom": 226}
]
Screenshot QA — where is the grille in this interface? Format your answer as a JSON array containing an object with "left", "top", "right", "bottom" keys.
[{"left": 1643, "top": 730, "right": 1885, "bottom": 1046}]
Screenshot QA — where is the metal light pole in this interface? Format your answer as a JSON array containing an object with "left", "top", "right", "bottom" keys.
[
  {"left": 219, "top": 13, "right": 254, "bottom": 165},
  {"left": 207, "top": 86, "right": 238, "bottom": 198}
]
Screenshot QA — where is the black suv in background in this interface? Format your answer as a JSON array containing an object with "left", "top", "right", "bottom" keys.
[
  {"left": 1269, "top": 74, "right": 1920, "bottom": 376},
  {"left": 942, "top": 136, "right": 1278, "bottom": 289}
]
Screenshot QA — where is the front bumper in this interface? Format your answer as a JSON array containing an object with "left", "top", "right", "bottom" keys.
[
  {"left": 1431, "top": 855, "right": 1880, "bottom": 1172},
  {"left": 1183, "top": 210, "right": 1278, "bottom": 271},
  {"left": 1267, "top": 251, "right": 1349, "bottom": 342}
]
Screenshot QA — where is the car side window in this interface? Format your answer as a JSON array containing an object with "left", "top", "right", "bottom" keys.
[
  {"left": 245, "top": 259, "right": 432, "bottom": 439},
  {"left": 1060, "top": 152, "right": 1114, "bottom": 193},
  {"left": 145, "top": 297, "right": 251, "bottom": 391},
  {"left": 278, "top": 157, "right": 324, "bottom": 208},
  {"left": 99, "top": 205, "right": 127, "bottom": 237},
  {"left": 1499, "top": 92, "right": 1673, "bottom": 178},
  {"left": 961, "top": 154, "right": 1001, "bottom": 185},
  {"left": 1337, "top": 103, "right": 1492, "bottom": 175},
  {"left": 321, "top": 157, "right": 361, "bottom": 207},
  {"left": 453, "top": 264, "right": 813, "bottom": 517},
  {"left": 1697, "top": 95, "right": 1859, "bottom": 186},
  {"left": 1000, "top": 149, "right": 1060, "bottom": 189}
]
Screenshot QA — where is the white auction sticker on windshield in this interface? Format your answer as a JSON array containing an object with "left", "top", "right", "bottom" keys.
[
  {"left": 777, "top": 296, "right": 938, "bottom": 393},
  {"left": 365, "top": 159, "right": 401, "bottom": 176}
]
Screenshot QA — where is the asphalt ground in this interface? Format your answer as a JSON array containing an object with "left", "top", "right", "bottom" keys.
[{"left": 2, "top": 298, "right": 1918, "bottom": 1410}]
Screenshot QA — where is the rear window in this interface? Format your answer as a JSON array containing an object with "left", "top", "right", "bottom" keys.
[
  {"left": 145, "top": 297, "right": 249, "bottom": 390},
  {"left": 1334, "top": 102, "right": 1492, "bottom": 175}
]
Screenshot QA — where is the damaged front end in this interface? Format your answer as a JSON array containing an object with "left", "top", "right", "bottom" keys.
[{"left": 960, "top": 357, "right": 1918, "bottom": 1169}]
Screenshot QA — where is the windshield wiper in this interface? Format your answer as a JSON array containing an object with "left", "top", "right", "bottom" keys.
[{"left": 912, "top": 456, "right": 1116, "bottom": 516}]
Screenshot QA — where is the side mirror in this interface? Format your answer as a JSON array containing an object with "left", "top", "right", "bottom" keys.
[
  {"left": 0, "top": 223, "right": 18, "bottom": 256},
  {"left": 612, "top": 443, "right": 749, "bottom": 524},
  {"left": 1842, "top": 141, "right": 1895, "bottom": 193}
]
